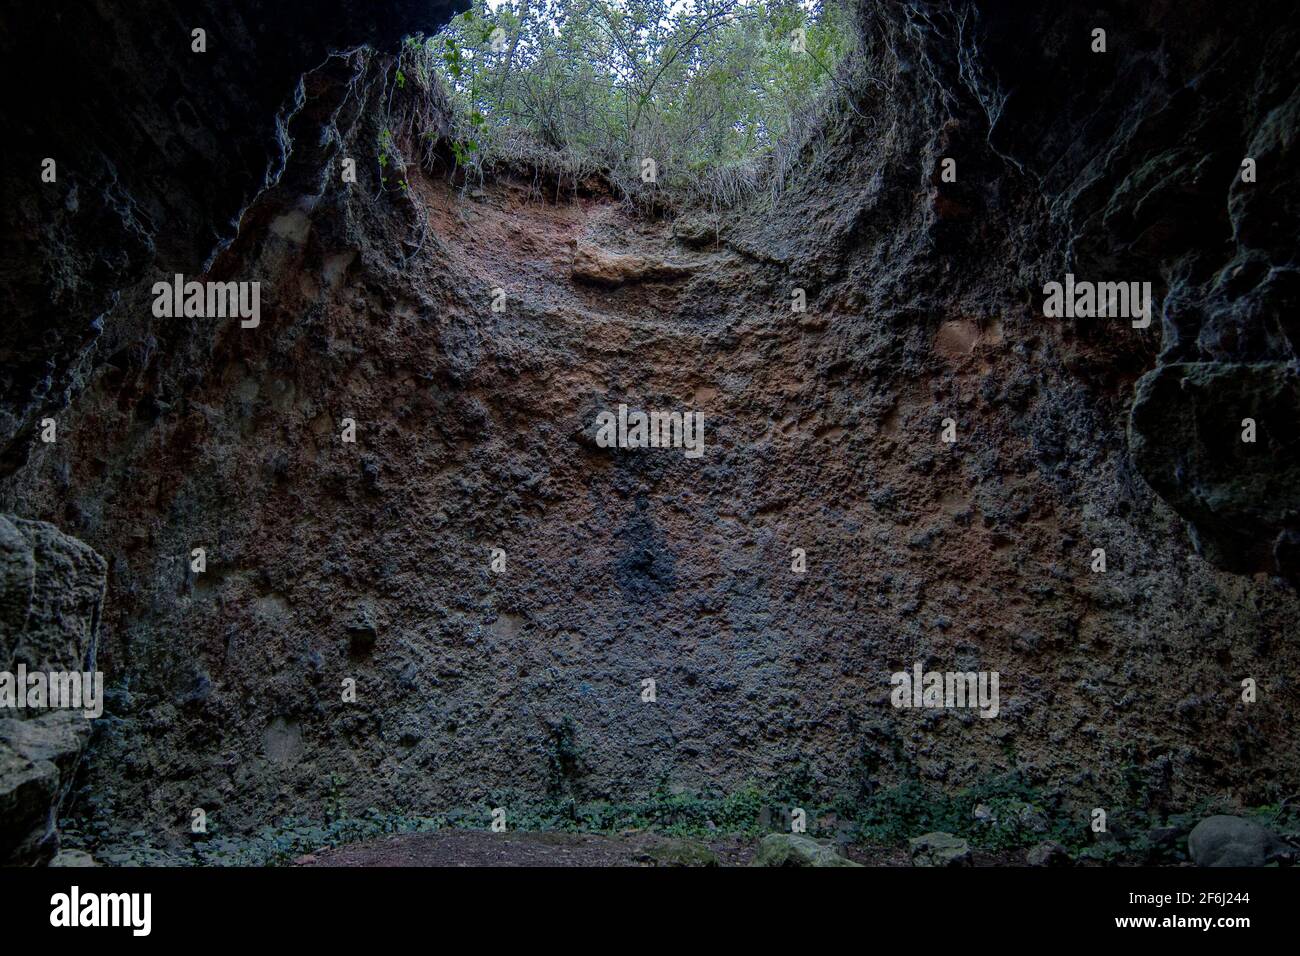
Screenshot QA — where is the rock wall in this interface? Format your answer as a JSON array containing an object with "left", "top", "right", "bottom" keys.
[
  {"left": 0, "top": 0, "right": 1296, "bottom": 857},
  {"left": 746, "top": 1, "right": 1300, "bottom": 582},
  {"left": 0, "top": 0, "right": 466, "bottom": 476},
  {"left": 962, "top": 1, "right": 1300, "bottom": 579},
  {"left": 0, "top": 516, "right": 107, "bottom": 863}
]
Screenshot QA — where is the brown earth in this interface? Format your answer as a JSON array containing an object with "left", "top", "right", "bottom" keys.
[{"left": 2, "top": 2, "right": 1298, "bottom": 866}]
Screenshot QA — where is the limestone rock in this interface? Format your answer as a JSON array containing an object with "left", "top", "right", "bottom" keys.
[
  {"left": 1188, "top": 815, "right": 1288, "bottom": 867},
  {"left": 909, "top": 831, "right": 972, "bottom": 867},
  {"left": 0, "top": 711, "right": 95, "bottom": 863},
  {"left": 750, "top": 833, "right": 862, "bottom": 867},
  {"left": 49, "top": 848, "right": 98, "bottom": 867},
  {"left": 1, "top": 515, "right": 106, "bottom": 673}
]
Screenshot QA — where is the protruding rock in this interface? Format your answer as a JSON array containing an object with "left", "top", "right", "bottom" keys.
[
  {"left": 672, "top": 214, "right": 719, "bottom": 248},
  {"left": 569, "top": 239, "right": 695, "bottom": 286},
  {"left": 345, "top": 603, "right": 379, "bottom": 658},
  {"left": 1129, "top": 361, "right": 1300, "bottom": 581},
  {"left": 0, "top": 515, "right": 106, "bottom": 865}
]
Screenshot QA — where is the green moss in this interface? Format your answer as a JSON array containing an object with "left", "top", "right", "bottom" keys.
[{"left": 63, "top": 772, "right": 1283, "bottom": 866}]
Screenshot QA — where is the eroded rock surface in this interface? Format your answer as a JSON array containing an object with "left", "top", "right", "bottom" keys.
[
  {"left": 570, "top": 240, "right": 697, "bottom": 286},
  {"left": 1130, "top": 362, "right": 1300, "bottom": 576},
  {"left": 0, "top": 1, "right": 1296, "bottom": 860},
  {"left": 0, "top": 0, "right": 468, "bottom": 476},
  {"left": 0, "top": 516, "right": 106, "bottom": 864}
]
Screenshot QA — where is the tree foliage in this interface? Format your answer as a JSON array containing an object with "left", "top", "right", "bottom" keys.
[{"left": 410, "top": 0, "right": 855, "bottom": 201}]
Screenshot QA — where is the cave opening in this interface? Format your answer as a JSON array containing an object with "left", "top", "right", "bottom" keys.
[
  {"left": 1, "top": 0, "right": 1298, "bottom": 879},
  {"left": 406, "top": 0, "right": 857, "bottom": 205}
]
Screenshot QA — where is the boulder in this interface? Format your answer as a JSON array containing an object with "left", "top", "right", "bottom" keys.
[
  {"left": 1188, "top": 815, "right": 1288, "bottom": 867},
  {"left": 750, "top": 833, "right": 862, "bottom": 867},
  {"left": 1129, "top": 361, "right": 1300, "bottom": 580},
  {"left": 909, "top": 831, "right": 972, "bottom": 867},
  {"left": 1026, "top": 840, "right": 1071, "bottom": 867},
  {"left": 640, "top": 838, "right": 719, "bottom": 867},
  {"left": 49, "top": 848, "right": 98, "bottom": 867}
]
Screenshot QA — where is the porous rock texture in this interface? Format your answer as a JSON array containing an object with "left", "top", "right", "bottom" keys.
[
  {"left": 0, "top": 516, "right": 107, "bottom": 864},
  {"left": 0, "top": 0, "right": 1297, "bottom": 859},
  {"left": 0, "top": 0, "right": 467, "bottom": 477}
]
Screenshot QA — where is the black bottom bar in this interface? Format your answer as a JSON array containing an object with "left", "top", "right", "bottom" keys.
[{"left": 0, "top": 865, "right": 1288, "bottom": 941}]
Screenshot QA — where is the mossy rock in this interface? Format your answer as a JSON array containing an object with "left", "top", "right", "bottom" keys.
[
  {"left": 643, "top": 837, "right": 719, "bottom": 867},
  {"left": 750, "top": 833, "right": 862, "bottom": 867},
  {"left": 908, "top": 831, "right": 972, "bottom": 867}
]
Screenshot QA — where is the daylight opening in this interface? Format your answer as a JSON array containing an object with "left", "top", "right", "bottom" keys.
[{"left": 404, "top": 0, "right": 856, "bottom": 203}]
